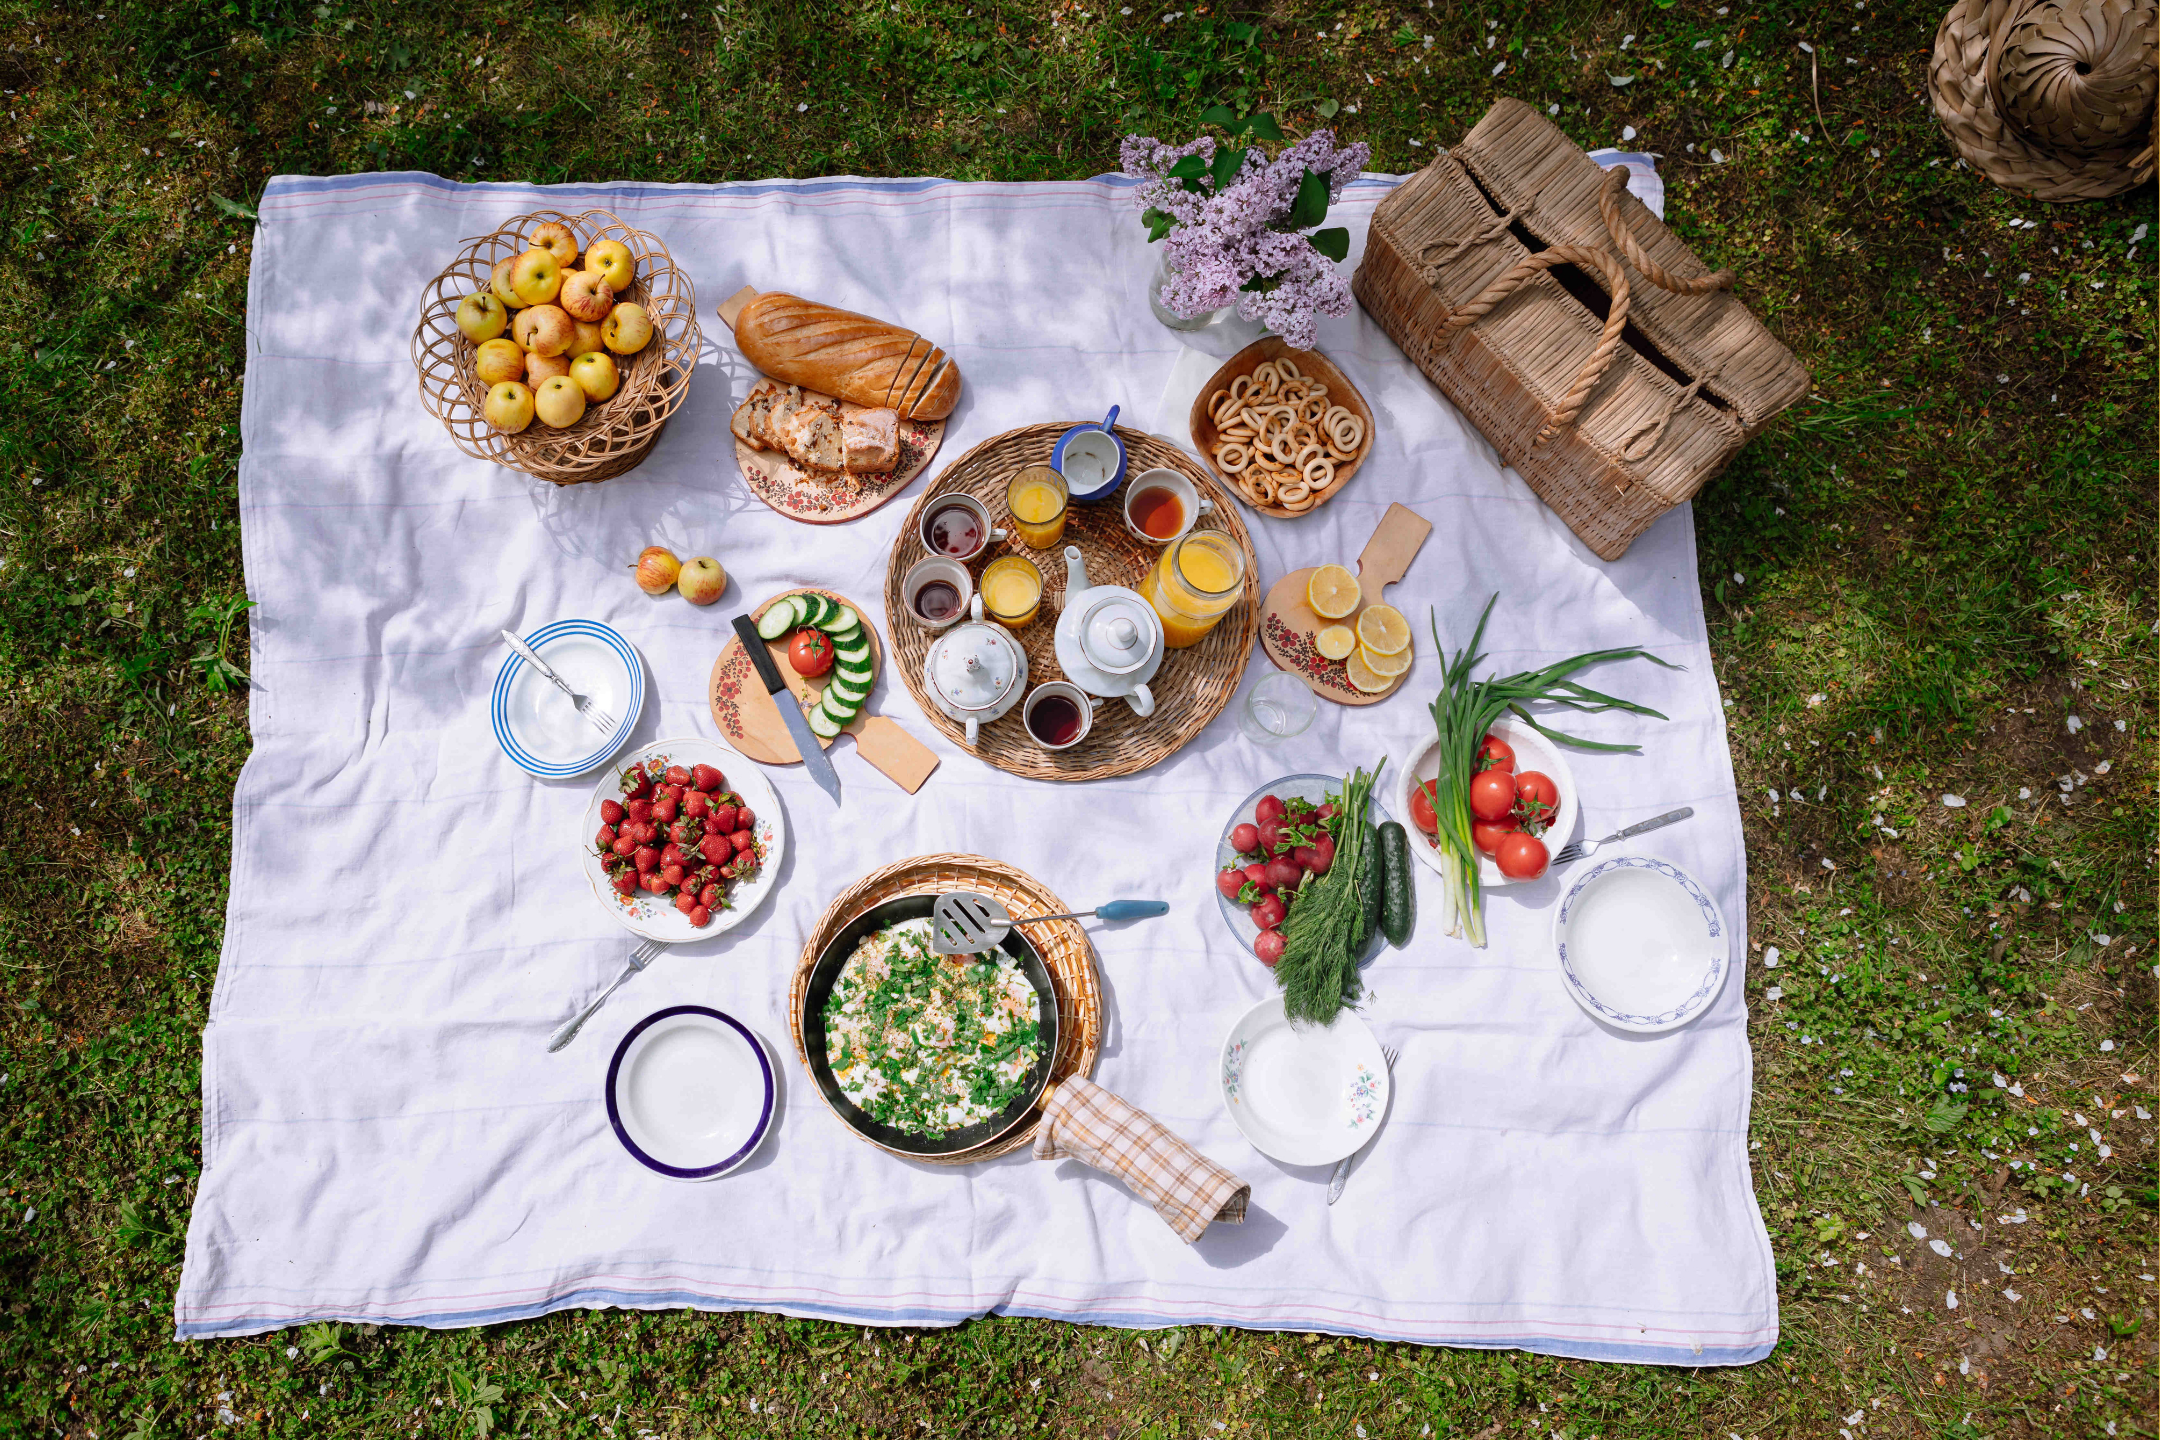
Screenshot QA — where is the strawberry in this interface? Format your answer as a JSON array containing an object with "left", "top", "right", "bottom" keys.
[
  {"left": 599, "top": 800, "right": 625, "bottom": 826},
  {"left": 660, "top": 783, "right": 686, "bottom": 805},
  {"left": 691, "top": 763, "right": 724, "bottom": 793},
  {"left": 730, "top": 829, "right": 754, "bottom": 854},
  {"left": 699, "top": 884, "right": 722, "bottom": 909},
  {"left": 611, "top": 835, "right": 637, "bottom": 858},
  {"left": 643, "top": 874, "right": 669, "bottom": 895},
  {"left": 673, "top": 890, "right": 698, "bottom": 915},
  {"left": 595, "top": 825, "right": 616, "bottom": 850},
  {"left": 683, "top": 791, "right": 710, "bottom": 819},
  {"left": 611, "top": 870, "right": 638, "bottom": 896},
  {"left": 660, "top": 842, "right": 685, "bottom": 868},
  {"left": 664, "top": 765, "right": 692, "bottom": 787},
  {"left": 661, "top": 863, "right": 686, "bottom": 887},
  {"left": 625, "top": 798, "right": 652, "bottom": 824},
  {"left": 634, "top": 845, "right": 660, "bottom": 874},
  {"left": 719, "top": 862, "right": 737, "bottom": 880},
  {"left": 734, "top": 806, "right": 756, "bottom": 831},
  {"left": 710, "top": 804, "right": 738, "bottom": 835},
  {"left": 619, "top": 764, "right": 652, "bottom": 800},
  {"left": 651, "top": 796, "right": 678, "bottom": 824},
  {"left": 689, "top": 905, "right": 712, "bottom": 927},
  {"left": 699, "top": 834, "right": 731, "bottom": 865},
  {"left": 632, "top": 821, "right": 658, "bottom": 845}
]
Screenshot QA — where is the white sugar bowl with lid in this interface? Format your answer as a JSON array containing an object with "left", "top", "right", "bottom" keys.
[
  {"left": 923, "top": 594, "right": 1029, "bottom": 746},
  {"left": 1054, "top": 546, "right": 1162, "bottom": 719}
]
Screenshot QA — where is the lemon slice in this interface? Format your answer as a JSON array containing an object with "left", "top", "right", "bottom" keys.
[
  {"left": 1344, "top": 649, "right": 1394, "bottom": 694},
  {"left": 1356, "top": 603, "right": 1412, "bottom": 656},
  {"left": 1306, "top": 564, "right": 1361, "bottom": 620},
  {"left": 1359, "top": 640, "right": 1412, "bottom": 677},
  {"left": 1314, "top": 624, "right": 1357, "bottom": 661}
]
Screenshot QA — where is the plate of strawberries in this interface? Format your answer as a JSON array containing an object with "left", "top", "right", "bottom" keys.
[{"left": 580, "top": 737, "right": 786, "bottom": 941}]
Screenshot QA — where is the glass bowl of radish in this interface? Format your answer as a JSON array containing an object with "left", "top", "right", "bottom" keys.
[
  {"left": 1397, "top": 714, "right": 1580, "bottom": 889},
  {"left": 1213, "top": 773, "right": 1389, "bottom": 968}
]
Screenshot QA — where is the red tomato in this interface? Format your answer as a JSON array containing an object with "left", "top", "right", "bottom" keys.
[
  {"left": 790, "top": 628, "right": 834, "bottom": 678},
  {"left": 1409, "top": 780, "right": 1439, "bottom": 836},
  {"left": 1514, "top": 770, "right": 1560, "bottom": 827},
  {"left": 1469, "top": 768, "right": 1516, "bottom": 822},
  {"left": 1495, "top": 831, "right": 1549, "bottom": 881},
  {"left": 1478, "top": 734, "right": 1516, "bottom": 772},
  {"left": 1471, "top": 817, "right": 1518, "bottom": 855}
]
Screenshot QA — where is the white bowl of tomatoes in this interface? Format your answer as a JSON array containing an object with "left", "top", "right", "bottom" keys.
[{"left": 1399, "top": 713, "right": 1578, "bottom": 887}]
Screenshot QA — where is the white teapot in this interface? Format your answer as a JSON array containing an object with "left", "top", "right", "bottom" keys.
[
  {"left": 922, "top": 594, "right": 1028, "bottom": 746},
  {"left": 1053, "top": 546, "right": 1162, "bottom": 719}
]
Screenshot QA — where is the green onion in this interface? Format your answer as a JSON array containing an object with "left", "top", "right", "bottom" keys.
[{"left": 1427, "top": 595, "right": 1677, "bottom": 947}]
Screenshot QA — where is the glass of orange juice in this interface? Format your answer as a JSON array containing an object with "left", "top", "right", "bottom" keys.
[
  {"left": 980, "top": 555, "right": 1044, "bottom": 630},
  {"left": 1006, "top": 465, "right": 1068, "bottom": 550},
  {"left": 1141, "top": 530, "right": 1244, "bottom": 648}
]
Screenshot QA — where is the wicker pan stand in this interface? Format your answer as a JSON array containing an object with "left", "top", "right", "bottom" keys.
[
  {"left": 411, "top": 208, "right": 699, "bottom": 485},
  {"left": 1353, "top": 100, "right": 1808, "bottom": 560},
  {"left": 884, "top": 423, "right": 1261, "bottom": 783},
  {"left": 791, "top": 854, "right": 1102, "bottom": 1165}
]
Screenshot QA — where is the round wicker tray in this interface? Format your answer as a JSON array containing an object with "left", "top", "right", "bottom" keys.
[
  {"left": 410, "top": 209, "right": 699, "bottom": 485},
  {"left": 883, "top": 424, "right": 1260, "bottom": 782},
  {"left": 791, "top": 853, "right": 1102, "bottom": 1165}
]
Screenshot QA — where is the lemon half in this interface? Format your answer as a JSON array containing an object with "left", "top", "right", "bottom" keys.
[
  {"left": 1306, "top": 564, "right": 1361, "bottom": 620},
  {"left": 1314, "top": 624, "right": 1357, "bottom": 661},
  {"left": 1359, "top": 641, "right": 1413, "bottom": 678},
  {"left": 1344, "top": 649, "right": 1394, "bottom": 694},
  {"left": 1356, "top": 603, "right": 1411, "bottom": 656}
]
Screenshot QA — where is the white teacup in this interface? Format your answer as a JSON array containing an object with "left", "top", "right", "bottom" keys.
[
  {"left": 1022, "top": 680, "right": 1101, "bottom": 751},
  {"left": 1120, "top": 467, "right": 1214, "bottom": 545}
]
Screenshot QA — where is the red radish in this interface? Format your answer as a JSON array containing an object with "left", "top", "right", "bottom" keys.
[
  {"left": 1303, "top": 833, "right": 1337, "bottom": 875},
  {"left": 1216, "top": 869, "right": 1245, "bottom": 899},
  {"left": 689, "top": 905, "right": 712, "bottom": 927},
  {"left": 1472, "top": 817, "right": 1518, "bottom": 856},
  {"left": 1291, "top": 844, "right": 1325, "bottom": 874},
  {"left": 1230, "top": 822, "right": 1261, "bottom": 855},
  {"left": 664, "top": 765, "right": 692, "bottom": 787},
  {"left": 1255, "top": 794, "right": 1286, "bottom": 825},
  {"left": 1469, "top": 769, "right": 1516, "bottom": 822},
  {"left": 1254, "top": 930, "right": 1287, "bottom": 965},
  {"left": 1263, "top": 856, "right": 1303, "bottom": 891},
  {"left": 1409, "top": 780, "right": 1439, "bottom": 836},
  {"left": 1316, "top": 803, "right": 1338, "bottom": 821},
  {"left": 692, "top": 763, "right": 724, "bottom": 792},
  {"left": 1251, "top": 894, "right": 1287, "bottom": 930},
  {"left": 1478, "top": 734, "right": 1516, "bottom": 772},
  {"left": 1257, "top": 820, "right": 1286, "bottom": 855},
  {"left": 1243, "top": 862, "right": 1270, "bottom": 887},
  {"left": 1496, "top": 831, "right": 1549, "bottom": 881},
  {"left": 600, "top": 799, "right": 625, "bottom": 826}
]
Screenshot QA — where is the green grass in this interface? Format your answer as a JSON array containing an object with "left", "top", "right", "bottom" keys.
[{"left": 0, "top": 0, "right": 2153, "bottom": 1435}]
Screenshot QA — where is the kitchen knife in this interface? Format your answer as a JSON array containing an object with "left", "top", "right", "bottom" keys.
[{"left": 730, "top": 613, "right": 842, "bottom": 806}]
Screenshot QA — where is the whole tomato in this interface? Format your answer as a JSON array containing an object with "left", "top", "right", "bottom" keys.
[
  {"left": 1495, "top": 831, "right": 1549, "bottom": 881},
  {"left": 1409, "top": 779, "right": 1440, "bottom": 836},
  {"left": 1478, "top": 733, "right": 1517, "bottom": 772},
  {"left": 1469, "top": 768, "right": 1517, "bottom": 822},
  {"left": 1514, "top": 770, "right": 1560, "bottom": 827},
  {"left": 790, "top": 627, "right": 834, "bottom": 678},
  {"left": 1472, "top": 816, "right": 1519, "bottom": 856}
]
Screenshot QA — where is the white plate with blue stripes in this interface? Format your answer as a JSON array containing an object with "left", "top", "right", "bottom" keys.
[{"left": 492, "top": 619, "right": 644, "bottom": 779}]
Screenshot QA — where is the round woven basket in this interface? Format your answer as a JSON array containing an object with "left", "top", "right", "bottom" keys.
[
  {"left": 1929, "top": 0, "right": 2157, "bottom": 202},
  {"left": 790, "top": 854, "right": 1102, "bottom": 1165},
  {"left": 410, "top": 209, "right": 699, "bottom": 484},
  {"left": 883, "top": 423, "right": 1261, "bottom": 783}
]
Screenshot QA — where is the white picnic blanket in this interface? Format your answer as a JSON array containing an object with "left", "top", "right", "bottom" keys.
[{"left": 177, "top": 167, "right": 1776, "bottom": 1363}]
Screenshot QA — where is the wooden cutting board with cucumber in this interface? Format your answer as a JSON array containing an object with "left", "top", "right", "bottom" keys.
[{"left": 708, "top": 587, "right": 940, "bottom": 794}]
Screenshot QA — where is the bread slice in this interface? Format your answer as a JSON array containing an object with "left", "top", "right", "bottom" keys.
[
  {"left": 777, "top": 405, "right": 846, "bottom": 473},
  {"left": 730, "top": 389, "right": 777, "bottom": 450},
  {"left": 842, "top": 408, "right": 900, "bottom": 474}
]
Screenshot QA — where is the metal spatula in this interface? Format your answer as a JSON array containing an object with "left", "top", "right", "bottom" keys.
[{"left": 930, "top": 891, "right": 1167, "bottom": 955}]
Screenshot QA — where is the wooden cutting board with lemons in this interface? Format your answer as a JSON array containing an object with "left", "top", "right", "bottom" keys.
[{"left": 1257, "top": 502, "right": 1433, "bottom": 706}]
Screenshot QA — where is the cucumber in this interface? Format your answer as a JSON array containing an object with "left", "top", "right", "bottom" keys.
[
  {"left": 755, "top": 596, "right": 803, "bottom": 640},
  {"left": 796, "top": 593, "right": 835, "bottom": 629},
  {"left": 819, "top": 690, "right": 861, "bottom": 726},
  {"left": 1377, "top": 821, "right": 1414, "bottom": 948},
  {"left": 823, "top": 605, "right": 861, "bottom": 635},
  {"left": 1354, "top": 823, "right": 1385, "bottom": 953},
  {"left": 826, "top": 673, "right": 870, "bottom": 705},
  {"left": 806, "top": 704, "right": 845, "bottom": 739}
]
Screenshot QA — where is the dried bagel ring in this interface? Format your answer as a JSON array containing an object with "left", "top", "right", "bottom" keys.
[
  {"left": 1304, "top": 456, "right": 1337, "bottom": 490},
  {"left": 1273, "top": 356, "right": 1304, "bottom": 382},
  {"left": 1207, "top": 389, "right": 1237, "bottom": 424},
  {"left": 1248, "top": 469, "right": 1280, "bottom": 505},
  {"left": 1227, "top": 374, "right": 1254, "bottom": 404},
  {"left": 1292, "top": 442, "right": 1323, "bottom": 471},
  {"left": 1214, "top": 441, "right": 1250, "bottom": 474},
  {"left": 1325, "top": 409, "right": 1364, "bottom": 453}
]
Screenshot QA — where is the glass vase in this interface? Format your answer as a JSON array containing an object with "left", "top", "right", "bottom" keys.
[{"left": 1147, "top": 246, "right": 1226, "bottom": 332}]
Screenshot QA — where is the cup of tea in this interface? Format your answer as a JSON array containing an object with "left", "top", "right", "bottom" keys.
[
  {"left": 1121, "top": 467, "right": 1214, "bottom": 545},
  {"left": 919, "top": 494, "right": 1006, "bottom": 563},
  {"left": 901, "top": 557, "right": 974, "bottom": 630},
  {"left": 1023, "top": 680, "right": 1100, "bottom": 751}
]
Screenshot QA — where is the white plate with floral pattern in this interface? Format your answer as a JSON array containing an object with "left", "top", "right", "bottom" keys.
[
  {"left": 1218, "top": 994, "right": 1389, "bottom": 1167},
  {"left": 1552, "top": 854, "right": 1729, "bottom": 1034}
]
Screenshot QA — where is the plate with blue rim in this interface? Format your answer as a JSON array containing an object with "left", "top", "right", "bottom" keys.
[
  {"left": 606, "top": 1006, "right": 776, "bottom": 1180},
  {"left": 1551, "top": 854, "right": 1730, "bottom": 1034},
  {"left": 492, "top": 619, "right": 643, "bottom": 779}
]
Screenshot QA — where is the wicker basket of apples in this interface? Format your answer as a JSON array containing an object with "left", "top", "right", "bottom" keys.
[{"left": 411, "top": 209, "right": 699, "bottom": 485}]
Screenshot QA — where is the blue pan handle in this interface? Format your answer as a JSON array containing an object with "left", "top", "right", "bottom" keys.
[
  {"left": 1101, "top": 404, "right": 1120, "bottom": 432},
  {"left": 1095, "top": 899, "right": 1165, "bottom": 920}
]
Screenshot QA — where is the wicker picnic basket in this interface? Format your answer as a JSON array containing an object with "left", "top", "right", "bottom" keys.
[
  {"left": 1353, "top": 99, "right": 1809, "bottom": 560},
  {"left": 410, "top": 208, "right": 699, "bottom": 485}
]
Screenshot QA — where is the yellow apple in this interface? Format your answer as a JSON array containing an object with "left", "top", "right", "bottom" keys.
[
  {"left": 509, "top": 248, "right": 563, "bottom": 306},
  {"left": 565, "top": 320, "right": 606, "bottom": 359},
  {"left": 489, "top": 257, "right": 531, "bottom": 310},
  {"left": 534, "top": 374, "right": 587, "bottom": 428},
  {"left": 455, "top": 291, "right": 508, "bottom": 342},
  {"left": 633, "top": 546, "right": 681, "bottom": 595},
  {"left": 525, "top": 350, "right": 571, "bottom": 385},
  {"left": 558, "top": 269, "right": 615, "bottom": 323},
  {"left": 474, "top": 337, "right": 526, "bottom": 386},
  {"left": 584, "top": 239, "right": 634, "bottom": 292},
  {"left": 676, "top": 556, "right": 727, "bottom": 606},
  {"left": 569, "top": 350, "right": 620, "bottom": 402},
  {"left": 603, "top": 302, "right": 654, "bottom": 355},
  {"left": 483, "top": 380, "right": 535, "bottom": 433},
  {"left": 530, "top": 221, "right": 579, "bottom": 268},
  {"left": 512, "top": 303, "right": 574, "bottom": 357}
]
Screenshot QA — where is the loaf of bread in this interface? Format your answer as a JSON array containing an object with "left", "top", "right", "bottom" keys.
[{"left": 733, "top": 293, "right": 961, "bottom": 421}]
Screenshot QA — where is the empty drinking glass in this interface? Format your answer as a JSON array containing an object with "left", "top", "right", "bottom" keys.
[{"left": 1239, "top": 671, "right": 1317, "bottom": 744}]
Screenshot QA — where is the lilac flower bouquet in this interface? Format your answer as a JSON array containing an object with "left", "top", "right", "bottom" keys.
[{"left": 1121, "top": 107, "right": 1371, "bottom": 349}]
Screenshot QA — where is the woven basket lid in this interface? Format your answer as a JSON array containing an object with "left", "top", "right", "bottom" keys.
[{"left": 1929, "top": 0, "right": 2157, "bottom": 201}]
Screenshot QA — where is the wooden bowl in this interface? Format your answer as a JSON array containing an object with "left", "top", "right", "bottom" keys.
[
  {"left": 1187, "top": 336, "right": 1375, "bottom": 520},
  {"left": 410, "top": 208, "right": 699, "bottom": 486}
]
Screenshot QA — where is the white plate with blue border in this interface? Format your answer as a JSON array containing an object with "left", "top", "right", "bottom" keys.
[
  {"left": 1218, "top": 994, "right": 1389, "bottom": 1167},
  {"left": 492, "top": 619, "right": 644, "bottom": 778},
  {"left": 606, "top": 1006, "right": 776, "bottom": 1180},
  {"left": 1552, "top": 854, "right": 1729, "bottom": 1034}
]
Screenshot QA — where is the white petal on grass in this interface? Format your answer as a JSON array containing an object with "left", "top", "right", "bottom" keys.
[
  {"left": 1941, "top": 794, "right": 1966, "bottom": 807},
  {"left": 1945, "top": 1290, "right": 1958, "bottom": 1309},
  {"left": 1908, "top": 1221, "right": 1927, "bottom": 1239},
  {"left": 1930, "top": 1239, "right": 1954, "bottom": 1257}
]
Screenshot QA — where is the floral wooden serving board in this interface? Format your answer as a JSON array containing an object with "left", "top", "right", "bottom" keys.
[{"left": 1259, "top": 502, "right": 1433, "bottom": 707}]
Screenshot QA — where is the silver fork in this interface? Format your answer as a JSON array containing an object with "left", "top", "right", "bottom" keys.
[
  {"left": 548, "top": 939, "right": 666, "bottom": 1052},
  {"left": 1326, "top": 1043, "right": 1399, "bottom": 1205},
  {"left": 501, "top": 630, "right": 618, "bottom": 738},
  {"left": 1551, "top": 806, "right": 1695, "bottom": 867}
]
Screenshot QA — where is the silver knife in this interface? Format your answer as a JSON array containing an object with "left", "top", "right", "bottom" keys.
[
  {"left": 500, "top": 629, "right": 616, "bottom": 737},
  {"left": 730, "top": 613, "right": 842, "bottom": 806}
]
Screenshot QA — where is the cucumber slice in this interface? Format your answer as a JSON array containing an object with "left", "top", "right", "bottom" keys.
[
  {"left": 823, "top": 605, "right": 861, "bottom": 635},
  {"left": 807, "top": 704, "right": 845, "bottom": 740},
  {"left": 833, "top": 638, "right": 871, "bottom": 666},
  {"left": 826, "top": 673, "right": 870, "bottom": 705},
  {"left": 820, "top": 690, "right": 861, "bottom": 726},
  {"left": 755, "top": 596, "right": 803, "bottom": 641},
  {"left": 822, "top": 617, "right": 862, "bottom": 648},
  {"left": 797, "top": 593, "right": 836, "bottom": 629}
]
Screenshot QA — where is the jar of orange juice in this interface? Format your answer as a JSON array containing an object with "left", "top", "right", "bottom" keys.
[{"left": 1140, "top": 530, "right": 1244, "bottom": 648}]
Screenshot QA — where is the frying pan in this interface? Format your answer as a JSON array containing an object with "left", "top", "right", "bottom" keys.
[{"left": 798, "top": 894, "right": 1060, "bottom": 1159}]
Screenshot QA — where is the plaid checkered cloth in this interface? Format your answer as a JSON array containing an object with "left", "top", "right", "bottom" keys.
[{"left": 1033, "top": 1078, "right": 1250, "bottom": 1243}]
